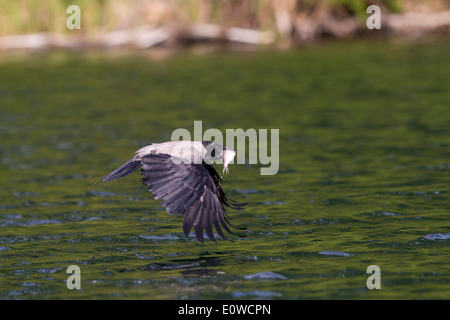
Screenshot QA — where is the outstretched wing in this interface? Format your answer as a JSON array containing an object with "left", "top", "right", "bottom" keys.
[{"left": 140, "top": 153, "right": 246, "bottom": 242}]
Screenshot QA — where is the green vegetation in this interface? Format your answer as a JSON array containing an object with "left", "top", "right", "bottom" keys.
[{"left": 0, "top": 0, "right": 403, "bottom": 36}]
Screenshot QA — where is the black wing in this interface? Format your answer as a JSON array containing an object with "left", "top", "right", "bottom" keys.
[{"left": 140, "top": 153, "right": 246, "bottom": 242}]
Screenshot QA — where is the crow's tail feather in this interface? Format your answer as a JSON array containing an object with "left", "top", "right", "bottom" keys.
[{"left": 101, "top": 158, "right": 141, "bottom": 182}]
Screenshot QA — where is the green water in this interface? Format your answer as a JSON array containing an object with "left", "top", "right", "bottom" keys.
[{"left": 1, "top": 39, "right": 449, "bottom": 299}]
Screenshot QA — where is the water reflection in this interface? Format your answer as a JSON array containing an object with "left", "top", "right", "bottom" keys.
[{"left": 140, "top": 256, "right": 222, "bottom": 276}]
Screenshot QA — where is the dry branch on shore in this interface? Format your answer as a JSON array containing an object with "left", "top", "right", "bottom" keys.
[{"left": 0, "top": 10, "right": 449, "bottom": 51}]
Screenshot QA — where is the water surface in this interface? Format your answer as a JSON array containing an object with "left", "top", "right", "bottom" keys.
[{"left": 1, "top": 39, "right": 449, "bottom": 299}]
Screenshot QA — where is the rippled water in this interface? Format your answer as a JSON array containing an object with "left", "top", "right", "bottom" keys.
[{"left": 1, "top": 39, "right": 449, "bottom": 299}]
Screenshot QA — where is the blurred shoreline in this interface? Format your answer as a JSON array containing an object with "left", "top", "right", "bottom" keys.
[{"left": 0, "top": 0, "right": 449, "bottom": 52}]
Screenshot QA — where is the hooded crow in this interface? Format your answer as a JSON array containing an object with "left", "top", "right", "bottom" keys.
[{"left": 101, "top": 141, "right": 246, "bottom": 242}]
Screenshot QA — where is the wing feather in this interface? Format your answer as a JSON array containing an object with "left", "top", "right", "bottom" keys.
[{"left": 140, "top": 153, "right": 246, "bottom": 242}]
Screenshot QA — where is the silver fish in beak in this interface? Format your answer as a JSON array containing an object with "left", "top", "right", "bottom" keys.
[{"left": 222, "top": 147, "right": 236, "bottom": 177}]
